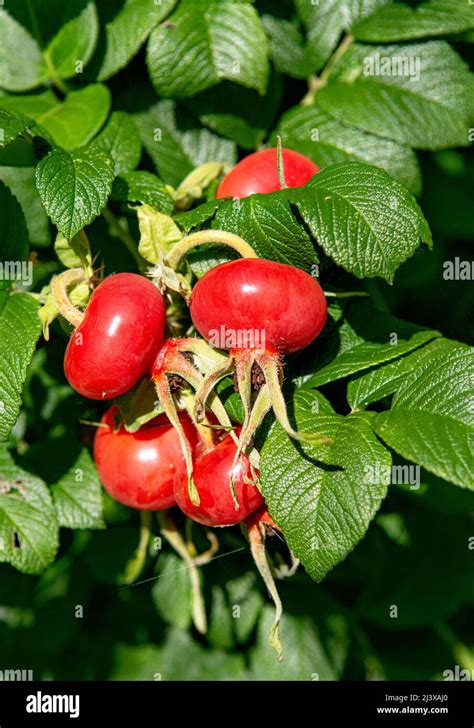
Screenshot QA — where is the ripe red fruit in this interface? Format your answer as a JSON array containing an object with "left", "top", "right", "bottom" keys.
[
  {"left": 190, "top": 257, "right": 329, "bottom": 453},
  {"left": 190, "top": 258, "right": 327, "bottom": 354},
  {"left": 216, "top": 148, "right": 319, "bottom": 199},
  {"left": 174, "top": 434, "right": 264, "bottom": 527},
  {"left": 64, "top": 273, "right": 165, "bottom": 400},
  {"left": 94, "top": 407, "right": 198, "bottom": 510}
]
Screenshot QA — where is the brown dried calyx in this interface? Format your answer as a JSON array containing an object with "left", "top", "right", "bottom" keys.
[
  {"left": 167, "top": 351, "right": 195, "bottom": 393},
  {"left": 232, "top": 357, "right": 283, "bottom": 393}
]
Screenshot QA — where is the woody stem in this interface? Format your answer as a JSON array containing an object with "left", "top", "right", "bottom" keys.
[
  {"left": 158, "top": 512, "right": 207, "bottom": 635},
  {"left": 51, "top": 268, "right": 87, "bottom": 328},
  {"left": 166, "top": 230, "right": 258, "bottom": 270}
]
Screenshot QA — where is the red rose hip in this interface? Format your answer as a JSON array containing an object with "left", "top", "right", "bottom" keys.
[
  {"left": 189, "top": 257, "right": 330, "bottom": 455},
  {"left": 190, "top": 258, "right": 327, "bottom": 354},
  {"left": 216, "top": 147, "right": 319, "bottom": 199},
  {"left": 64, "top": 273, "right": 166, "bottom": 399},
  {"left": 174, "top": 434, "right": 264, "bottom": 526},
  {"left": 94, "top": 407, "right": 198, "bottom": 510}
]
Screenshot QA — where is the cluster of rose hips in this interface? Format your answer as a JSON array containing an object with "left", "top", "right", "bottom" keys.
[{"left": 59, "top": 147, "right": 327, "bottom": 533}]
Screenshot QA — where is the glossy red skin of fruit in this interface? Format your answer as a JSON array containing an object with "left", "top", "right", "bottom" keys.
[
  {"left": 94, "top": 407, "right": 198, "bottom": 510},
  {"left": 174, "top": 435, "right": 264, "bottom": 527},
  {"left": 64, "top": 273, "right": 165, "bottom": 400},
  {"left": 216, "top": 148, "right": 319, "bottom": 199},
  {"left": 245, "top": 506, "right": 279, "bottom": 531},
  {"left": 190, "top": 258, "right": 327, "bottom": 354}
]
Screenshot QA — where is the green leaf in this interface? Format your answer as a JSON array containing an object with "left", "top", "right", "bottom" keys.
[
  {"left": 295, "top": 162, "right": 432, "bottom": 282},
  {"left": 98, "top": 0, "right": 177, "bottom": 81},
  {"left": 0, "top": 294, "right": 41, "bottom": 441},
  {"left": 185, "top": 74, "right": 282, "bottom": 150},
  {"left": 0, "top": 181, "right": 29, "bottom": 263},
  {"left": 261, "top": 15, "right": 313, "bottom": 79},
  {"left": 353, "top": 0, "right": 474, "bottom": 42},
  {"left": 147, "top": 0, "right": 270, "bottom": 98},
  {"left": 174, "top": 199, "right": 225, "bottom": 232},
  {"left": 137, "top": 206, "right": 182, "bottom": 264},
  {"left": 213, "top": 190, "right": 319, "bottom": 270},
  {"left": 207, "top": 584, "right": 237, "bottom": 650},
  {"left": 39, "top": 85, "right": 111, "bottom": 151},
  {"left": 44, "top": 1, "right": 99, "bottom": 80},
  {"left": 249, "top": 606, "right": 337, "bottom": 679},
  {"left": 111, "top": 171, "right": 174, "bottom": 216},
  {"left": 208, "top": 570, "right": 264, "bottom": 647},
  {"left": 152, "top": 552, "right": 192, "bottom": 630},
  {"left": 347, "top": 337, "right": 457, "bottom": 409},
  {"left": 276, "top": 104, "right": 421, "bottom": 195},
  {"left": 173, "top": 161, "right": 224, "bottom": 209},
  {"left": 295, "top": 0, "right": 390, "bottom": 71},
  {"left": 0, "top": 168, "right": 50, "bottom": 248},
  {"left": 347, "top": 353, "right": 415, "bottom": 410},
  {"left": 0, "top": 446, "right": 59, "bottom": 574},
  {"left": 109, "top": 644, "right": 162, "bottom": 680},
  {"left": 160, "top": 627, "right": 246, "bottom": 679},
  {"left": 0, "top": 10, "right": 45, "bottom": 92},
  {"left": 111, "top": 628, "right": 245, "bottom": 680},
  {"left": 304, "top": 302, "right": 439, "bottom": 388},
  {"left": 0, "top": 91, "right": 57, "bottom": 119},
  {"left": 35, "top": 146, "right": 114, "bottom": 239},
  {"left": 0, "top": 85, "right": 111, "bottom": 151},
  {"left": 90, "top": 111, "right": 142, "bottom": 175},
  {"left": 116, "top": 378, "right": 162, "bottom": 433},
  {"left": 374, "top": 343, "right": 474, "bottom": 489},
  {"left": 51, "top": 448, "right": 104, "bottom": 530},
  {"left": 5, "top": 0, "right": 97, "bottom": 48},
  {"left": 0, "top": 109, "right": 35, "bottom": 149},
  {"left": 180, "top": 213, "right": 244, "bottom": 276},
  {"left": 260, "top": 391, "right": 390, "bottom": 581},
  {"left": 54, "top": 230, "right": 92, "bottom": 270},
  {"left": 134, "top": 100, "right": 236, "bottom": 187},
  {"left": 317, "top": 41, "right": 474, "bottom": 150},
  {"left": 295, "top": 0, "right": 345, "bottom": 72},
  {"left": 215, "top": 376, "right": 245, "bottom": 423},
  {"left": 5, "top": 86, "right": 109, "bottom": 152}
]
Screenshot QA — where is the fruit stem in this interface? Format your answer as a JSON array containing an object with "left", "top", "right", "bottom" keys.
[
  {"left": 51, "top": 268, "right": 87, "bottom": 328},
  {"left": 248, "top": 521, "right": 283, "bottom": 661},
  {"left": 158, "top": 511, "right": 208, "bottom": 635},
  {"left": 301, "top": 34, "right": 354, "bottom": 105},
  {"left": 276, "top": 136, "right": 288, "bottom": 190},
  {"left": 102, "top": 206, "right": 147, "bottom": 272},
  {"left": 324, "top": 290, "right": 370, "bottom": 298},
  {"left": 165, "top": 230, "right": 258, "bottom": 270},
  {"left": 321, "top": 33, "right": 354, "bottom": 83},
  {"left": 193, "top": 531, "right": 220, "bottom": 566},
  {"left": 123, "top": 511, "right": 152, "bottom": 585},
  {"left": 43, "top": 50, "right": 69, "bottom": 95},
  {"left": 273, "top": 549, "right": 300, "bottom": 579}
]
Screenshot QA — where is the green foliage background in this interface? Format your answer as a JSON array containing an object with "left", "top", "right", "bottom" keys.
[{"left": 0, "top": 0, "right": 473, "bottom": 680}]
